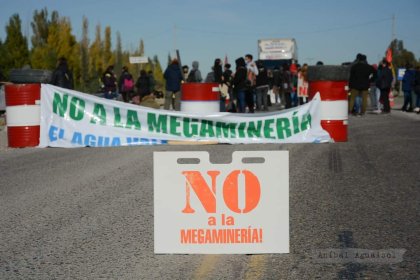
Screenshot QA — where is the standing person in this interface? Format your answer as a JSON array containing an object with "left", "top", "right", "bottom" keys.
[
  {"left": 118, "top": 66, "right": 134, "bottom": 103},
  {"left": 414, "top": 66, "right": 420, "bottom": 114},
  {"left": 245, "top": 54, "right": 259, "bottom": 82},
  {"left": 282, "top": 64, "right": 293, "bottom": 109},
  {"left": 244, "top": 54, "right": 258, "bottom": 113},
  {"left": 267, "top": 69, "right": 273, "bottom": 106},
  {"left": 401, "top": 63, "right": 415, "bottom": 112},
  {"left": 376, "top": 59, "right": 394, "bottom": 114},
  {"left": 148, "top": 70, "right": 156, "bottom": 94},
  {"left": 298, "top": 63, "right": 309, "bottom": 105},
  {"left": 272, "top": 66, "right": 282, "bottom": 105},
  {"left": 136, "top": 70, "right": 151, "bottom": 100},
  {"left": 182, "top": 65, "right": 189, "bottom": 81},
  {"left": 102, "top": 65, "right": 118, "bottom": 99},
  {"left": 255, "top": 60, "right": 269, "bottom": 111},
  {"left": 232, "top": 57, "right": 247, "bottom": 113},
  {"left": 222, "top": 63, "right": 233, "bottom": 86},
  {"left": 205, "top": 67, "right": 215, "bottom": 83},
  {"left": 213, "top": 58, "right": 223, "bottom": 84},
  {"left": 163, "top": 59, "right": 183, "bottom": 111},
  {"left": 369, "top": 64, "right": 379, "bottom": 112},
  {"left": 348, "top": 54, "right": 375, "bottom": 116},
  {"left": 213, "top": 58, "right": 225, "bottom": 111},
  {"left": 222, "top": 63, "right": 234, "bottom": 112},
  {"left": 187, "top": 61, "right": 203, "bottom": 83},
  {"left": 291, "top": 67, "right": 299, "bottom": 107},
  {"left": 51, "top": 57, "right": 74, "bottom": 89}
]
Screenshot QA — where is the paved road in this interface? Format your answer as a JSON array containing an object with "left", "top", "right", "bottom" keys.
[{"left": 1, "top": 108, "right": 419, "bottom": 279}]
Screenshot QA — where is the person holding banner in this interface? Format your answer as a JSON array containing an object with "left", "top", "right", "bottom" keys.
[{"left": 163, "top": 59, "right": 183, "bottom": 111}]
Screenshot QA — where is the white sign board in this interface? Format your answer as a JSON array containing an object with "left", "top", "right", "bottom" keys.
[
  {"left": 258, "top": 39, "right": 296, "bottom": 60},
  {"left": 397, "top": 68, "right": 406, "bottom": 81},
  {"left": 154, "top": 151, "right": 289, "bottom": 254},
  {"left": 129, "top": 56, "right": 148, "bottom": 64}
]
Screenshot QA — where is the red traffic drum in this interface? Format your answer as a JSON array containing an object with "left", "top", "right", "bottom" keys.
[
  {"left": 5, "top": 84, "right": 41, "bottom": 147},
  {"left": 181, "top": 83, "right": 220, "bottom": 113},
  {"left": 307, "top": 66, "right": 350, "bottom": 142}
]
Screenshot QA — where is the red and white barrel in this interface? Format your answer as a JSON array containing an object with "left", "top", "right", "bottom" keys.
[
  {"left": 308, "top": 81, "right": 348, "bottom": 142},
  {"left": 5, "top": 84, "right": 41, "bottom": 147},
  {"left": 181, "top": 83, "right": 220, "bottom": 113},
  {"left": 307, "top": 65, "right": 350, "bottom": 142}
]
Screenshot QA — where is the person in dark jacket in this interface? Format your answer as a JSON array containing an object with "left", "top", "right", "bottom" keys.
[
  {"left": 213, "top": 58, "right": 223, "bottom": 84},
  {"left": 376, "top": 59, "right": 394, "bottom": 114},
  {"left": 255, "top": 60, "right": 269, "bottom": 111},
  {"left": 232, "top": 57, "right": 247, "bottom": 113},
  {"left": 163, "top": 59, "right": 183, "bottom": 111},
  {"left": 348, "top": 54, "right": 375, "bottom": 115},
  {"left": 282, "top": 64, "right": 293, "bottom": 109},
  {"left": 222, "top": 63, "right": 234, "bottom": 112},
  {"left": 187, "top": 61, "right": 203, "bottom": 83},
  {"left": 102, "top": 65, "right": 117, "bottom": 99},
  {"left": 272, "top": 66, "right": 282, "bottom": 104},
  {"left": 51, "top": 57, "right": 74, "bottom": 89},
  {"left": 401, "top": 63, "right": 415, "bottom": 112},
  {"left": 136, "top": 70, "right": 151, "bottom": 99},
  {"left": 414, "top": 66, "right": 420, "bottom": 114},
  {"left": 118, "top": 66, "right": 134, "bottom": 102},
  {"left": 212, "top": 58, "right": 226, "bottom": 111}
]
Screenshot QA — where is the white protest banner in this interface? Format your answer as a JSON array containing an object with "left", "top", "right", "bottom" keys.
[
  {"left": 39, "top": 84, "right": 331, "bottom": 147},
  {"left": 154, "top": 151, "right": 289, "bottom": 254}
]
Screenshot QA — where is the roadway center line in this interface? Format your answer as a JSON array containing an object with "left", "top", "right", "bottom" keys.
[
  {"left": 193, "top": 255, "right": 220, "bottom": 280},
  {"left": 244, "top": 254, "right": 266, "bottom": 280}
]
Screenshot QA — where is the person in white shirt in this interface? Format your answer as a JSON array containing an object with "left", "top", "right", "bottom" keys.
[{"left": 244, "top": 54, "right": 258, "bottom": 113}]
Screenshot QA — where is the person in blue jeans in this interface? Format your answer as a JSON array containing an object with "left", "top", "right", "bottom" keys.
[
  {"left": 414, "top": 66, "right": 420, "bottom": 114},
  {"left": 232, "top": 57, "right": 247, "bottom": 113},
  {"left": 401, "top": 63, "right": 416, "bottom": 112}
]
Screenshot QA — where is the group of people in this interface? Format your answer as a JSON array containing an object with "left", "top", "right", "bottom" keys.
[
  {"left": 53, "top": 54, "right": 420, "bottom": 116},
  {"left": 163, "top": 54, "right": 308, "bottom": 113},
  {"left": 100, "top": 65, "right": 159, "bottom": 109},
  {"left": 401, "top": 64, "right": 420, "bottom": 113},
  {"left": 50, "top": 58, "right": 160, "bottom": 109},
  {"left": 349, "top": 53, "right": 420, "bottom": 116}
]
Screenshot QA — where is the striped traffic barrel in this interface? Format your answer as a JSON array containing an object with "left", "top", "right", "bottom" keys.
[
  {"left": 307, "top": 66, "right": 350, "bottom": 142},
  {"left": 181, "top": 83, "right": 220, "bottom": 113},
  {"left": 5, "top": 84, "right": 41, "bottom": 147}
]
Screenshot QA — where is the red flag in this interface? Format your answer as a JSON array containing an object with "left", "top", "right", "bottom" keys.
[{"left": 386, "top": 48, "right": 392, "bottom": 63}]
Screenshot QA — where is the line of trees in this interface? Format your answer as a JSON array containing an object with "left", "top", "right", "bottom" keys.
[
  {"left": 388, "top": 39, "right": 419, "bottom": 68},
  {"left": 0, "top": 8, "right": 165, "bottom": 93}
]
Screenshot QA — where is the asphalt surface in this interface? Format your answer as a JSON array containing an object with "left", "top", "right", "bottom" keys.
[{"left": 0, "top": 101, "right": 419, "bottom": 279}]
